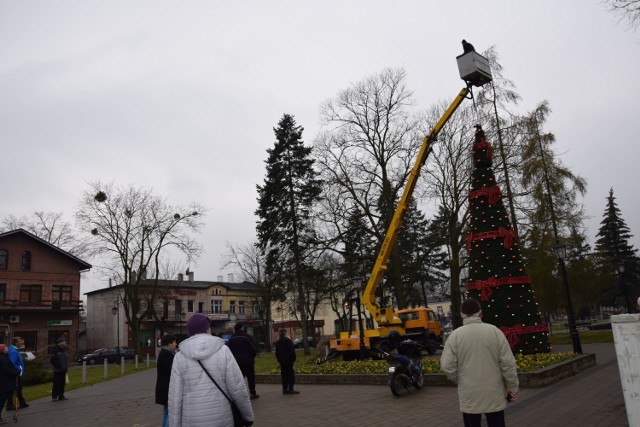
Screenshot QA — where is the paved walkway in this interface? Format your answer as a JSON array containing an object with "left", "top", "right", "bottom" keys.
[{"left": 8, "top": 343, "right": 628, "bottom": 426}]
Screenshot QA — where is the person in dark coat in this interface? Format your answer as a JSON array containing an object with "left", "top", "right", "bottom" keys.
[
  {"left": 226, "top": 322, "right": 259, "bottom": 399},
  {"left": 275, "top": 329, "right": 298, "bottom": 395},
  {"left": 155, "top": 334, "right": 177, "bottom": 427},
  {"left": 50, "top": 337, "right": 69, "bottom": 401},
  {"left": 0, "top": 344, "right": 18, "bottom": 424}
]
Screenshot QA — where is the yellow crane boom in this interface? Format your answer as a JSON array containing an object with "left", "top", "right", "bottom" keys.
[{"left": 361, "top": 86, "right": 471, "bottom": 326}]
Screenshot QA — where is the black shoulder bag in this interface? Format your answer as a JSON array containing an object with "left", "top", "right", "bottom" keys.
[{"left": 197, "top": 360, "right": 252, "bottom": 427}]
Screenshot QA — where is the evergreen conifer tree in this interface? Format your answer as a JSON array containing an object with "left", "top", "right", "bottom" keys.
[
  {"left": 255, "top": 114, "right": 323, "bottom": 351},
  {"left": 466, "top": 125, "right": 550, "bottom": 354},
  {"left": 595, "top": 188, "right": 640, "bottom": 312}
]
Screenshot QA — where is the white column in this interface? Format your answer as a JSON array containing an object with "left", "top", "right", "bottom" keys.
[{"left": 611, "top": 313, "right": 640, "bottom": 426}]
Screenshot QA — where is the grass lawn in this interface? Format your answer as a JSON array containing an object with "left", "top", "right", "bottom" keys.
[
  {"left": 23, "top": 361, "right": 156, "bottom": 402},
  {"left": 549, "top": 329, "right": 613, "bottom": 345}
]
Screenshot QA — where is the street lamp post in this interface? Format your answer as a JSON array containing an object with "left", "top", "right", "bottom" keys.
[
  {"left": 553, "top": 242, "right": 582, "bottom": 354},
  {"left": 276, "top": 305, "right": 284, "bottom": 335},
  {"left": 616, "top": 261, "right": 632, "bottom": 313},
  {"left": 111, "top": 299, "right": 121, "bottom": 361},
  {"left": 352, "top": 277, "right": 367, "bottom": 360}
]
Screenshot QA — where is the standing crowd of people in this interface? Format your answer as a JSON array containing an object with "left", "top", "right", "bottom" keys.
[
  {"left": 1, "top": 298, "right": 528, "bottom": 426},
  {"left": 0, "top": 336, "right": 30, "bottom": 424},
  {"left": 154, "top": 317, "right": 303, "bottom": 426},
  {"left": 0, "top": 318, "right": 298, "bottom": 427}
]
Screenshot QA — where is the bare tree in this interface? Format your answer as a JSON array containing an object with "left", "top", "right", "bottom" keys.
[
  {"left": 602, "top": 0, "right": 640, "bottom": 29},
  {"left": 476, "top": 46, "right": 523, "bottom": 236},
  {"left": 75, "top": 181, "right": 205, "bottom": 355},
  {"left": 314, "top": 67, "right": 424, "bottom": 307},
  {"left": 423, "top": 102, "right": 477, "bottom": 327},
  {"left": 222, "top": 241, "right": 287, "bottom": 351},
  {"left": 1, "top": 211, "right": 87, "bottom": 255}
]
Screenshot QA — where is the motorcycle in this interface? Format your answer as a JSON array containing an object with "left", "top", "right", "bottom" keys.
[{"left": 384, "top": 338, "right": 424, "bottom": 397}]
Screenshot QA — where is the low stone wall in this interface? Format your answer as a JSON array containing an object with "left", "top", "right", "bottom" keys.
[
  {"left": 255, "top": 352, "right": 596, "bottom": 389},
  {"left": 517, "top": 353, "right": 596, "bottom": 388}
]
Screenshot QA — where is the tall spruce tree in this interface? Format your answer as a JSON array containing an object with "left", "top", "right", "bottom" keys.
[
  {"left": 397, "top": 198, "right": 448, "bottom": 307},
  {"left": 256, "top": 114, "right": 322, "bottom": 353},
  {"left": 595, "top": 188, "right": 640, "bottom": 312},
  {"left": 465, "top": 125, "right": 550, "bottom": 354}
]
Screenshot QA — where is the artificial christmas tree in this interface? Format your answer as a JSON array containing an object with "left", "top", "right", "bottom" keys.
[{"left": 465, "top": 125, "right": 550, "bottom": 354}]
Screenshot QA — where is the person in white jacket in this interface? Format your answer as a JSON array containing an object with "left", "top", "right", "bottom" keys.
[
  {"left": 169, "top": 313, "right": 254, "bottom": 427},
  {"left": 440, "top": 298, "right": 519, "bottom": 427}
]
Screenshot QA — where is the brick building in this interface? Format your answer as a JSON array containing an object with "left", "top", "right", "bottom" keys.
[{"left": 0, "top": 228, "right": 91, "bottom": 356}]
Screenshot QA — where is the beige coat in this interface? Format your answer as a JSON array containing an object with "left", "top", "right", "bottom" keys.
[{"left": 440, "top": 316, "right": 519, "bottom": 414}]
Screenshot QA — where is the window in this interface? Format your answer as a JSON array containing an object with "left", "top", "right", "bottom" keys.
[
  {"left": 175, "top": 300, "right": 182, "bottom": 315},
  {"left": 198, "top": 302, "right": 204, "bottom": 313},
  {"left": 20, "top": 285, "right": 42, "bottom": 304},
  {"left": 162, "top": 301, "right": 169, "bottom": 320},
  {"left": 238, "top": 301, "right": 245, "bottom": 314},
  {"left": 0, "top": 284, "right": 5, "bottom": 303},
  {"left": 229, "top": 300, "right": 236, "bottom": 314},
  {"left": 0, "top": 250, "right": 7, "bottom": 270},
  {"left": 187, "top": 300, "right": 194, "bottom": 313},
  {"left": 21, "top": 251, "right": 31, "bottom": 271},
  {"left": 211, "top": 299, "right": 222, "bottom": 314},
  {"left": 52, "top": 285, "right": 72, "bottom": 303}
]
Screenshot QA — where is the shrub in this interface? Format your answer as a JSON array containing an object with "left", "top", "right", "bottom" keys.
[
  {"left": 22, "top": 358, "right": 53, "bottom": 386},
  {"left": 282, "top": 353, "right": 576, "bottom": 375}
]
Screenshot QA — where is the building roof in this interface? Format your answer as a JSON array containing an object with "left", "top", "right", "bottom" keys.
[
  {"left": 0, "top": 228, "right": 92, "bottom": 271},
  {"left": 84, "top": 278, "right": 258, "bottom": 296}
]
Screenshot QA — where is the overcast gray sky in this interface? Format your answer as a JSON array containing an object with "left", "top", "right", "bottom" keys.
[{"left": 2, "top": 1, "right": 638, "bottom": 294}]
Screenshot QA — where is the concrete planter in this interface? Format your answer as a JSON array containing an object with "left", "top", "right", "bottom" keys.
[{"left": 256, "top": 353, "right": 596, "bottom": 388}]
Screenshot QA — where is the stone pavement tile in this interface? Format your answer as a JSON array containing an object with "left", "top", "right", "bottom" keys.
[{"left": 13, "top": 342, "right": 630, "bottom": 427}]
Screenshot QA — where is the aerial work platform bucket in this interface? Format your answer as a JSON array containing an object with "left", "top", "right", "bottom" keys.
[{"left": 456, "top": 51, "right": 492, "bottom": 87}]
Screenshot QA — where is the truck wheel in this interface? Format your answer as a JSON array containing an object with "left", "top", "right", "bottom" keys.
[{"left": 342, "top": 351, "right": 357, "bottom": 362}]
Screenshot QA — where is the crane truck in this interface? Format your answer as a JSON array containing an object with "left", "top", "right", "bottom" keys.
[{"left": 327, "top": 48, "right": 493, "bottom": 361}]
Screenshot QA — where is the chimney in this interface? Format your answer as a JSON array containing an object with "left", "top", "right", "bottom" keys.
[
  {"left": 177, "top": 273, "right": 184, "bottom": 282},
  {"left": 189, "top": 272, "right": 194, "bottom": 282},
  {"left": 227, "top": 273, "right": 234, "bottom": 282},
  {"left": 217, "top": 275, "right": 223, "bottom": 282}
]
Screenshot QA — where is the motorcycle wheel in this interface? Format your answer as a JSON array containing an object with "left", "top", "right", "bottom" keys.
[{"left": 390, "top": 372, "right": 411, "bottom": 397}]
